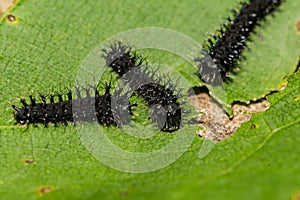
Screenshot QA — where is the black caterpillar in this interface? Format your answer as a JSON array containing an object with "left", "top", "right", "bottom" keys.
[
  {"left": 102, "top": 42, "right": 184, "bottom": 132},
  {"left": 195, "top": 0, "right": 282, "bottom": 84},
  {"left": 12, "top": 83, "right": 135, "bottom": 127}
]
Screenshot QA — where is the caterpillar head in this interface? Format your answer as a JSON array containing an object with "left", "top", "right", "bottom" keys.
[{"left": 12, "top": 105, "right": 29, "bottom": 125}]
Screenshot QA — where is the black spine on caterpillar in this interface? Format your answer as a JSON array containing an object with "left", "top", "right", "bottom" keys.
[
  {"left": 195, "top": 0, "right": 282, "bottom": 84},
  {"left": 12, "top": 83, "right": 135, "bottom": 127},
  {"left": 102, "top": 42, "right": 183, "bottom": 132}
]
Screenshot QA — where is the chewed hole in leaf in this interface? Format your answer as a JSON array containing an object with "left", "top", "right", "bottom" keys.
[{"left": 190, "top": 87, "right": 270, "bottom": 141}]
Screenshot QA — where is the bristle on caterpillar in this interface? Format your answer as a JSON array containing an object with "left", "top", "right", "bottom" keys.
[
  {"left": 12, "top": 83, "right": 135, "bottom": 127},
  {"left": 195, "top": 0, "right": 282, "bottom": 84},
  {"left": 102, "top": 42, "right": 185, "bottom": 132}
]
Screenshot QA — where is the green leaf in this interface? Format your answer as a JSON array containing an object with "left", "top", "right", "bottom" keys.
[
  {"left": 0, "top": 0, "right": 299, "bottom": 200},
  {"left": 164, "top": 72, "right": 300, "bottom": 200},
  {"left": 224, "top": 0, "right": 300, "bottom": 103}
]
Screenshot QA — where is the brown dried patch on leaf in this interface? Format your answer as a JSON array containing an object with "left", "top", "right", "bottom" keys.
[{"left": 190, "top": 90, "right": 270, "bottom": 141}]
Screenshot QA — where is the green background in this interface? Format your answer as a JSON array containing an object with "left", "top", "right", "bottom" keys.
[{"left": 0, "top": 0, "right": 299, "bottom": 199}]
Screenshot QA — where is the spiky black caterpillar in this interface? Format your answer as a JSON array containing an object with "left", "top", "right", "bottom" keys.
[
  {"left": 12, "top": 84, "right": 135, "bottom": 127},
  {"left": 195, "top": 0, "right": 282, "bottom": 84},
  {"left": 102, "top": 42, "right": 183, "bottom": 132}
]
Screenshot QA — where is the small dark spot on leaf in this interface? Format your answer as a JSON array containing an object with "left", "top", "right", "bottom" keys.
[
  {"left": 38, "top": 186, "right": 53, "bottom": 195},
  {"left": 120, "top": 191, "right": 128, "bottom": 197},
  {"left": 293, "top": 96, "right": 299, "bottom": 101},
  {"left": 6, "top": 14, "right": 16, "bottom": 22},
  {"left": 250, "top": 124, "right": 256, "bottom": 129},
  {"left": 24, "top": 159, "right": 34, "bottom": 164},
  {"left": 295, "top": 21, "right": 300, "bottom": 35}
]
